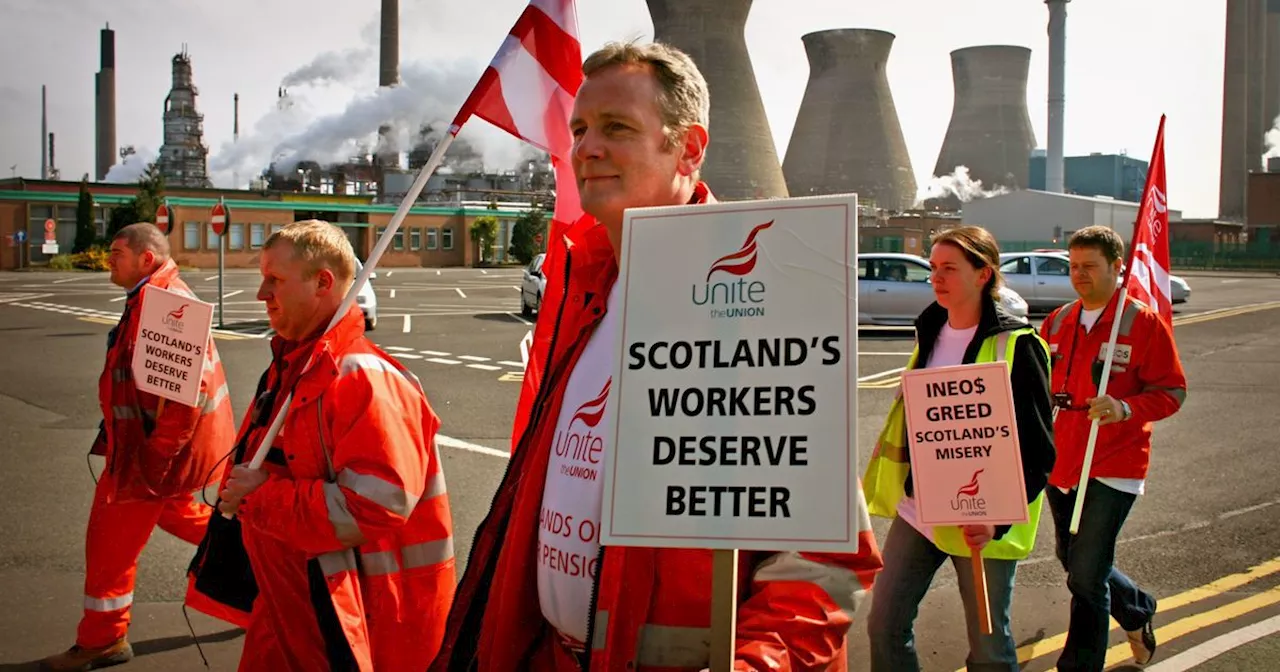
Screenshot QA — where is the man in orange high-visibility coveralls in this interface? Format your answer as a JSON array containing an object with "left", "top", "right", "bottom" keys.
[
  {"left": 42, "top": 223, "right": 235, "bottom": 671},
  {"left": 217, "top": 220, "right": 455, "bottom": 672}
]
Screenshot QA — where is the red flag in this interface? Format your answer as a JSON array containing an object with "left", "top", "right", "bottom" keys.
[
  {"left": 1125, "top": 115, "right": 1173, "bottom": 327},
  {"left": 448, "top": 0, "right": 583, "bottom": 263}
]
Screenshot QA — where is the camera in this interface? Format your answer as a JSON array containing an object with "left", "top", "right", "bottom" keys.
[{"left": 1052, "top": 392, "right": 1074, "bottom": 410}]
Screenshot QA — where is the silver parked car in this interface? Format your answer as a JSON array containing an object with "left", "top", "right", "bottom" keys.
[
  {"left": 1000, "top": 251, "right": 1188, "bottom": 312},
  {"left": 858, "top": 253, "right": 1029, "bottom": 326},
  {"left": 521, "top": 253, "right": 547, "bottom": 317}
]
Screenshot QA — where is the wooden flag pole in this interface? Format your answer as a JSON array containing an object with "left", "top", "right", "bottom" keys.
[
  {"left": 710, "top": 548, "right": 739, "bottom": 672},
  {"left": 970, "top": 549, "right": 992, "bottom": 635}
]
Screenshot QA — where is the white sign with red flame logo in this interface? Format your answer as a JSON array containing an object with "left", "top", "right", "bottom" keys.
[
  {"left": 131, "top": 284, "right": 215, "bottom": 407},
  {"left": 600, "top": 194, "right": 862, "bottom": 552},
  {"left": 899, "top": 361, "right": 1029, "bottom": 527}
]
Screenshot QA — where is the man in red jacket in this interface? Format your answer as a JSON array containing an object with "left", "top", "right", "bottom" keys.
[
  {"left": 431, "top": 41, "right": 883, "bottom": 672},
  {"left": 42, "top": 223, "right": 235, "bottom": 671},
  {"left": 1040, "top": 225, "right": 1187, "bottom": 672}
]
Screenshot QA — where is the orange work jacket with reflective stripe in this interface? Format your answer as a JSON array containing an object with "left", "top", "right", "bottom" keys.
[
  {"left": 97, "top": 258, "right": 234, "bottom": 504},
  {"left": 1040, "top": 291, "right": 1187, "bottom": 488},
  {"left": 234, "top": 305, "right": 456, "bottom": 672},
  {"left": 432, "top": 183, "right": 885, "bottom": 672}
]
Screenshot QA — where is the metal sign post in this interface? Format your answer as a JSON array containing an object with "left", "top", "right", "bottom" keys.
[{"left": 210, "top": 199, "right": 229, "bottom": 328}]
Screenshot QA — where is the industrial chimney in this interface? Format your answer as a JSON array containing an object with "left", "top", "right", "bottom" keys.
[
  {"left": 1217, "top": 0, "right": 1273, "bottom": 221},
  {"left": 375, "top": 0, "right": 401, "bottom": 194},
  {"left": 783, "top": 29, "right": 915, "bottom": 210},
  {"left": 930, "top": 45, "right": 1037, "bottom": 208},
  {"left": 1045, "top": 0, "right": 1069, "bottom": 194},
  {"left": 647, "top": 0, "right": 789, "bottom": 200},
  {"left": 41, "top": 85, "right": 48, "bottom": 180},
  {"left": 95, "top": 24, "right": 116, "bottom": 181}
]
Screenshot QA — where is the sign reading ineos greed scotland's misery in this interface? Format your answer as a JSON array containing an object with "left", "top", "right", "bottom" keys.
[
  {"left": 600, "top": 194, "right": 861, "bottom": 553},
  {"left": 130, "top": 285, "right": 215, "bottom": 407}
]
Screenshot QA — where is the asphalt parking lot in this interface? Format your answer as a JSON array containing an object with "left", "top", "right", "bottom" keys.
[{"left": 1, "top": 267, "right": 1278, "bottom": 671}]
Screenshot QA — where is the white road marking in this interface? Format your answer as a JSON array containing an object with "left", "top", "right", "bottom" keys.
[
  {"left": 205, "top": 275, "right": 218, "bottom": 281},
  {"left": 386, "top": 271, "right": 393, "bottom": 277},
  {"left": 1145, "top": 613, "right": 1280, "bottom": 672},
  {"left": 392, "top": 353, "right": 423, "bottom": 360},
  {"left": 455, "top": 288, "right": 466, "bottom": 298},
  {"left": 436, "top": 270, "right": 441, "bottom": 275},
  {"left": 421, "top": 350, "right": 451, "bottom": 356},
  {"left": 390, "top": 289, "right": 396, "bottom": 299},
  {"left": 507, "top": 311, "right": 533, "bottom": 326},
  {"left": 1221, "top": 279, "right": 1243, "bottom": 284},
  {"left": 222, "top": 290, "right": 243, "bottom": 299},
  {"left": 512, "top": 286, "right": 521, "bottom": 291},
  {"left": 52, "top": 277, "right": 86, "bottom": 284},
  {"left": 383, "top": 346, "right": 415, "bottom": 352},
  {"left": 467, "top": 364, "right": 502, "bottom": 371},
  {"left": 403, "top": 314, "right": 411, "bottom": 333},
  {"left": 499, "top": 360, "right": 525, "bottom": 367},
  {"left": 858, "top": 366, "right": 906, "bottom": 382},
  {"left": 480, "top": 269, "right": 488, "bottom": 274},
  {"left": 110, "top": 295, "right": 128, "bottom": 302},
  {"left": 426, "top": 357, "right": 461, "bottom": 365},
  {"left": 457, "top": 355, "right": 490, "bottom": 362},
  {"left": 435, "top": 434, "right": 510, "bottom": 459}
]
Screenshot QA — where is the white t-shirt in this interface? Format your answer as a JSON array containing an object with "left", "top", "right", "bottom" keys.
[
  {"left": 537, "top": 283, "right": 621, "bottom": 644},
  {"left": 1060, "top": 304, "right": 1146, "bottom": 496},
  {"left": 899, "top": 322, "right": 979, "bottom": 540}
]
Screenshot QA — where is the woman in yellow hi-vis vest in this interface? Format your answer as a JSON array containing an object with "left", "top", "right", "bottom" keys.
[{"left": 863, "top": 226, "right": 1055, "bottom": 672}]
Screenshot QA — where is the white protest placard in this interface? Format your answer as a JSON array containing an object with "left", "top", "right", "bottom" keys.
[
  {"left": 600, "top": 194, "right": 860, "bottom": 552},
  {"left": 131, "top": 284, "right": 214, "bottom": 407},
  {"left": 900, "top": 361, "right": 1029, "bottom": 527}
]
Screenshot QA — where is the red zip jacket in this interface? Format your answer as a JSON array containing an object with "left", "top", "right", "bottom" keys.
[
  {"left": 432, "top": 183, "right": 884, "bottom": 672},
  {"left": 1040, "top": 291, "right": 1187, "bottom": 488}
]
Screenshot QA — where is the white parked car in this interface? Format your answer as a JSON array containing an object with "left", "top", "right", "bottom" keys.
[
  {"left": 1000, "top": 250, "right": 1189, "bottom": 312},
  {"left": 521, "top": 253, "right": 547, "bottom": 317},
  {"left": 354, "top": 261, "right": 378, "bottom": 330},
  {"left": 857, "top": 253, "right": 1029, "bottom": 326}
]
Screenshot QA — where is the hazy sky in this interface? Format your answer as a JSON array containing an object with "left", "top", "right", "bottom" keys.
[{"left": 0, "top": 0, "right": 1240, "bottom": 217}]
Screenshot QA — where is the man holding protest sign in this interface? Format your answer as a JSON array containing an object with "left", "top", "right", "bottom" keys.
[
  {"left": 1041, "top": 225, "right": 1186, "bottom": 671},
  {"left": 210, "top": 221, "right": 456, "bottom": 671},
  {"left": 863, "top": 226, "right": 1055, "bottom": 672},
  {"left": 433, "top": 41, "right": 883, "bottom": 671},
  {"left": 42, "top": 223, "right": 235, "bottom": 672}
]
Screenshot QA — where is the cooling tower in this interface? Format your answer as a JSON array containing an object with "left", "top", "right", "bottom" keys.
[
  {"left": 647, "top": 0, "right": 789, "bottom": 200},
  {"left": 95, "top": 24, "right": 116, "bottom": 181},
  {"left": 931, "top": 46, "right": 1037, "bottom": 206},
  {"left": 782, "top": 29, "right": 915, "bottom": 210}
]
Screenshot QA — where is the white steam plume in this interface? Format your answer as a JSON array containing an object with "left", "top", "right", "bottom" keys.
[
  {"left": 914, "top": 166, "right": 1010, "bottom": 206},
  {"left": 1262, "top": 115, "right": 1280, "bottom": 169},
  {"left": 281, "top": 47, "right": 376, "bottom": 88},
  {"left": 104, "top": 147, "right": 156, "bottom": 184}
]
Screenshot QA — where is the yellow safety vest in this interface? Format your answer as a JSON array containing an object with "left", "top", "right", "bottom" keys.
[{"left": 862, "top": 327, "right": 1050, "bottom": 560}]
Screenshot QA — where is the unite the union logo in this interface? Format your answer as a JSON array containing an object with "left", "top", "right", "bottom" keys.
[{"left": 692, "top": 220, "right": 773, "bottom": 320}]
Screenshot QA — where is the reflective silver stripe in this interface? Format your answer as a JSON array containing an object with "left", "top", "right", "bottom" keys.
[
  {"left": 1049, "top": 301, "right": 1077, "bottom": 336},
  {"left": 112, "top": 369, "right": 129, "bottom": 383},
  {"left": 995, "top": 332, "right": 1012, "bottom": 362},
  {"left": 635, "top": 624, "right": 713, "bottom": 668},
  {"left": 752, "top": 552, "right": 865, "bottom": 621},
  {"left": 323, "top": 482, "right": 364, "bottom": 546},
  {"left": 1118, "top": 301, "right": 1142, "bottom": 337},
  {"left": 1145, "top": 386, "right": 1187, "bottom": 406},
  {"left": 200, "top": 382, "right": 229, "bottom": 414},
  {"left": 112, "top": 405, "right": 139, "bottom": 420},
  {"left": 402, "top": 537, "right": 454, "bottom": 569},
  {"left": 361, "top": 550, "right": 400, "bottom": 576},
  {"left": 339, "top": 353, "right": 422, "bottom": 393},
  {"left": 337, "top": 469, "right": 419, "bottom": 518},
  {"left": 424, "top": 470, "right": 447, "bottom": 499},
  {"left": 591, "top": 610, "right": 609, "bottom": 651},
  {"left": 318, "top": 549, "right": 358, "bottom": 577},
  {"left": 84, "top": 593, "right": 133, "bottom": 612}
]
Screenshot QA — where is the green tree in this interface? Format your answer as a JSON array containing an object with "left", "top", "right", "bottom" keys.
[
  {"left": 73, "top": 175, "right": 96, "bottom": 253},
  {"left": 508, "top": 205, "right": 546, "bottom": 265},
  {"left": 105, "top": 162, "right": 165, "bottom": 239},
  {"left": 470, "top": 215, "right": 499, "bottom": 264}
]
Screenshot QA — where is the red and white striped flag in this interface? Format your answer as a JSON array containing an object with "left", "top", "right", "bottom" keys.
[
  {"left": 449, "top": 0, "right": 583, "bottom": 262},
  {"left": 1125, "top": 115, "right": 1173, "bottom": 327}
]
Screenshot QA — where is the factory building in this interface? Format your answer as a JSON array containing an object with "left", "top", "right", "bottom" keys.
[
  {"left": 960, "top": 190, "right": 1183, "bottom": 247},
  {"left": 1028, "top": 152, "right": 1149, "bottom": 203},
  {"left": 156, "top": 48, "right": 212, "bottom": 188},
  {"left": 0, "top": 178, "right": 544, "bottom": 271}
]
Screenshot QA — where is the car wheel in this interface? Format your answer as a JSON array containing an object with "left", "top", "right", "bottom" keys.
[
  {"left": 365, "top": 317, "right": 376, "bottom": 331},
  {"left": 521, "top": 297, "right": 533, "bottom": 318}
]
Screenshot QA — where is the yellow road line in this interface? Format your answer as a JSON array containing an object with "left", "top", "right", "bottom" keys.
[
  {"left": 1103, "top": 583, "right": 1280, "bottom": 667},
  {"left": 952, "top": 556, "right": 1280, "bottom": 671},
  {"left": 78, "top": 316, "right": 249, "bottom": 340},
  {"left": 1172, "top": 301, "right": 1280, "bottom": 326},
  {"left": 78, "top": 316, "right": 117, "bottom": 326}
]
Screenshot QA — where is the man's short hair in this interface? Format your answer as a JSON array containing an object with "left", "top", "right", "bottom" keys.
[
  {"left": 265, "top": 220, "right": 357, "bottom": 288},
  {"left": 113, "top": 222, "right": 170, "bottom": 259},
  {"left": 1068, "top": 225, "right": 1125, "bottom": 264},
  {"left": 582, "top": 40, "right": 710, "bottom": 151}
]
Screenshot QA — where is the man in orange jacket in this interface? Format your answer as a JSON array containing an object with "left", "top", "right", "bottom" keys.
[
  {"left": 1040, "top": 226, "right": 1187, "bottom": 672},
  {"left": 431, "top": 41, "right": 883, "bottom": 672},
  {"left": 42, "top": 223, "right": 235, "bottom": 671},
  {"left": 216, "top": 220, "right": 455, "bottom": 672}
]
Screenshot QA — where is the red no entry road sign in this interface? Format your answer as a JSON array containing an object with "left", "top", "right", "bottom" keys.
[
  {"left": 210, "top": 202, "right": 228, "bottom": 236},
  {"left": 156, "top": 203, "right": 171, "bottom": 234},
  {"left": 43, "top": 218, "right": 55, "bottom": 243}
]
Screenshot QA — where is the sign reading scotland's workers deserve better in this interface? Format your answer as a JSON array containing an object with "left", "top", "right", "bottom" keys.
[
  {"left": 900, "top": 361, "right": 1029, "bottom": 527},
  {"left": 131, "top": 284, "right": 214, "bottom": 407},
  {"left": 600, "top": 194, "right": 861, "bottom": 552}
]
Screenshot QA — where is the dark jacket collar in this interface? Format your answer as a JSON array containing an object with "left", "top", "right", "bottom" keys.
[{"left": 912, "top": 295, "right": 1028, "bottom": 370}]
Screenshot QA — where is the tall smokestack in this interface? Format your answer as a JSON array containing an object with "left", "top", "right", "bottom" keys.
[
  {"left": 783, "top": 29, "right": 916, "bottom": 209},
  {"left": 380, "top": 0, "right": 400, "bottom": 87},
  {"left": 41, "top": 85, "right": 48, "bottom": 179},
  {"left": 95, "top": 23, "right": 116, "bottom": 181},
  {"left": 1220, "top": 0, "right": 1251, "bottom": 220},
  {"left": 48, "top": 133, "right": 56, "bottom": 178},
  {"left": 647, "top": 0, "right": 789, "bottom": 200},
  {"left": 930, "top": 46, "right": 1038, "bottom": 208},
  {"left": 1045, "top": 0, "right": 1069, "bottom": 194},
  {"left": 233, "top": 93, "right": 240, "bottom": 140},
  {"left": 1266, "top": 0, "right": 1280, "bottom": 140}
]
